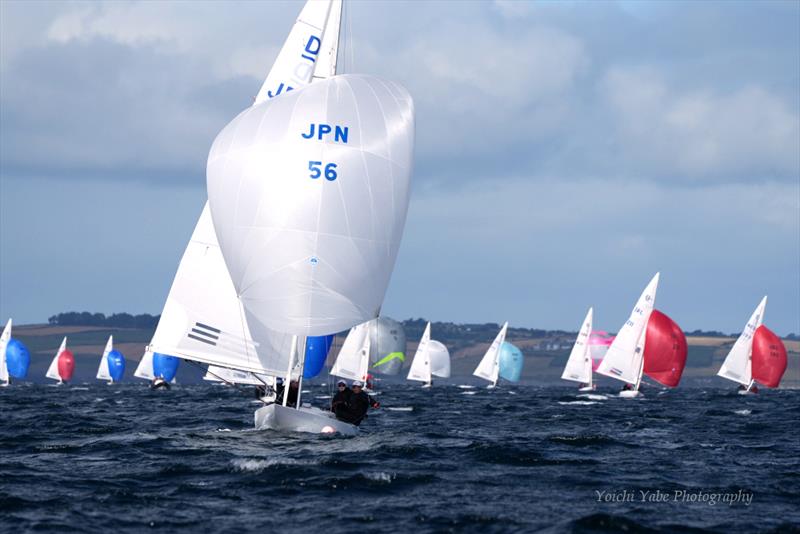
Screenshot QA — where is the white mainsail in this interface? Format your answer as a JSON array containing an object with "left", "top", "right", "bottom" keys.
[
  {"left": 407, "top": 322, "right": 432, "bottom": 384},
  {"left": 0, "top": 319, "right": 11, "bottom": 384},
  {"left": 473, "top": 322, "right": 508, "bottom": 386},
  {"left": 597, "top": 273, "right": 660, "bottom": 387},
  {"left": 717, "top": 296, "right": 767, "bottom": 386},
  {"left": 330, "top": 322, "right": 371, "bottom": 382},
  {"left": 96, "top": 335, "right": 114, "bottom": 382},
  {"left": 561, "top": 308, "right": 594, "bottom": 385},
  {"left": 145, "top": 0, "right": 344, "bottom": 381},
  {"left": 46, "top": 337, "right": 68, "bottom": 382}
]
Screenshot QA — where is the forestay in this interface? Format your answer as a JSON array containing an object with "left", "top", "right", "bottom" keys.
[{"left": 597, "top": 273, "right": 660, "bottom": 385}]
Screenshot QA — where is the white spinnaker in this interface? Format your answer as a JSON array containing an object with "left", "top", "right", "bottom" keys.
[
  {"left": 96, "top": 336, "right": 113, "bottom": 381},
  {"left": 561, "top": 308, "right": 593, "bottom": 385},
  {"left": 717, "top": 296, "right": 767, "bottom": 386},
  {"left": 254, "top": 0, "right": 337, "bottom": 104},
  {"left": 597, "top": 273, "right": 659, "bottom": 385},
  {"left": 473, "top": 322, "right": 508, "bottom": 384},
  {"left": 0, "top": 318, "right": 11, "bottom": 383},
  {"left": 428, "top": 340, "right": 450, "bottom": 379},
  {"left": 134, "top": 352, "right": 155, "bottom": 381},
  {"left": 46, "top": 337, "right": 67, "bottom": 382},
  {"left": 407, "top": 322, "right": 432, "bottom": 383},
  {"left": 208, "top": 74, "right": 415, "bottom": 337},
  {"left": 330, "top": 322, "right": 371, "bottom": 382},
  {"left": 204, "top": 365, "right": 275, "bottom": 386},
  {"left": 147, "top": 0, "right": 344, "bottom": 377}
]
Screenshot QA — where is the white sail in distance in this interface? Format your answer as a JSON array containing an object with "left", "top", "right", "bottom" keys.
[
  {"left": 330, "top": 322, "right": 371, "bottom": 382},
  {"left": 473, "top": 322, "right": 508, "bottom": 385},
  {"left": 207, "top": 74, "right": 415, "bottom": 337},
  {"left": 96, "top": 336, "right": 114, "bottom": 382},
  {"left": 407, "top": 322, "right": 432, "bottom": 384},
  {"left": 46, "top": 337, "right": 68, "bottom": 382},
  {"left": 146, "top": 0, "right": 344, "bottom": 376},
  {"left": 0, "top": 319, "right": 11, "bottom": 384},
  {"left": 561, "top": 308, "right": 593, "bottom": 385},
  {"left": 717, "top": 296, "right": 767, "bottom": 386},
  {"left": 597, "top": 273, "right": 659, "bottom": 385}
]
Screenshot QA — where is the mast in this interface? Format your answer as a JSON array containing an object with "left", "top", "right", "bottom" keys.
[{"left": 296, "top": 337, "right": 307, "bottom": 408}]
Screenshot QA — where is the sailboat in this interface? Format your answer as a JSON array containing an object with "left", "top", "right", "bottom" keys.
[
  {"left": 46, "top": 337, "right": 75, "bottom": 384},
  {"left": 368, "top": 317, "right": 407, "bottom": 377},
  {"left": 0, "top": 319, "right": 30, "bottom": 387},
  {"left": 138, "top": 1, "right": 346, "bottom": 399},
  {"left": 596, "top": 273, "right": 688, "bottom": 397},
  {"left": 717, "top": 296, "right": 788, "bottom": 393},
  {"left": 96, "top": 336, "right": 126, "bottom": 384},
  {"left": 561, "top": 308, "right": 595, "bottom": 391},
  {"left": 205, "top": 0, "right": 414, "bottom": 434},
  {"left": 134, "top": 351, "right": 179, "bottom": 388},
  {"left": 473, "top": 322, "right": 508, "bottom": 388},
  {"left": 330, "top": 322, "right": 371, "bottom": 387},
  {"left": 407, "top": 322, "right": 451, "bottom": 388}
]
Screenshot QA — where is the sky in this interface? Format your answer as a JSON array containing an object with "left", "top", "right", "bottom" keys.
[{"left": 1, "top": 0, "right": 798, "bottom": 335}]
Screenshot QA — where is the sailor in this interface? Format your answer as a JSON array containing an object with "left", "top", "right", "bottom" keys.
[
  {"left": 622, "top": 383, "right": 634, "bottom": 392},
  {"left": 346, "top": 380, "right": 379, "bottom": 426},
  {"left": 331, "top": 380, "right": 351, "bottom": 414},
  {"left": 150, "top": 377, "right": 170, "bottom": 390}
]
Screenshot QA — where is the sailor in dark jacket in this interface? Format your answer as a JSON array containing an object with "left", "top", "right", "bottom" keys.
[
  {"left": 331, "top": 380, "right": 351, "bottom": 415},
  {"left": 345, "top": 380, "right": 379, "bottom": 425}
]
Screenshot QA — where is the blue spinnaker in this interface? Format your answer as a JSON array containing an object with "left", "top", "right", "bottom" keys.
[
  {"left": 499, "top": 342, "right": 523, "bottom": 383},
  {"left": 107, "top": 350, "right": 126, "bottom": 381},
  {"left": 6, "top": 338, "right": 30, "bottom": 379},
  {"left": 153, "top": 353, "right": 180, "bottom": 381},
  {"left": 303, "top": 335, "right": 334, "bottom": 378}
]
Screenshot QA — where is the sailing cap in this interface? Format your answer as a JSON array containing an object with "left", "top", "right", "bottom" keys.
[
  {"left": 337, "top": 380, "right": 347, "bottom": 387},
  {"left": 352, "top": 380, "right": 363, "bottom": 387}
]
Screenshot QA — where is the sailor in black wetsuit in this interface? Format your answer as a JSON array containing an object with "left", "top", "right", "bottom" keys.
[
  {"left": 331, "top": 380, "right": 351, "bottom": 416},
  {"left": 334, "top": 380, "right": 379, "bottom": 426}
]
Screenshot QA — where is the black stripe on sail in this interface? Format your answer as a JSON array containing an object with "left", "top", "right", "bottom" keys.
[
  {"left": 188, "top": 334, "right": 217, "bottom": 346},
  {"left": 195, "top": 322, "right": 221, "bottom": 334},
  {"left": 190, "top": 328, "right": 219, "bottom": 340}
]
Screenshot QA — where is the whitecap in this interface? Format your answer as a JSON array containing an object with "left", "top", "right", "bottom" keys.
[
  {"left": 558, "top": 401, "right": 597, "bottom": 405},
  {"left": 735, "top": 409, "right": 752, "bottom": 415},
  {"left": 460, "top": 391, "right": 477, "bottom": 395},
  {"left": 457, "top": 385, "right": 475, "bottom": 389},
  {"left": 577, "top": 394, "right": 607, "bottom": 401},
  {"left": 231, "top": 457, "right": 315, "bottom": 473},
  {"left": 387, "top": 407, "right": 413, "bottom": 412},
  {"left": 217, "top": 428, "right": 232, "bottom": 433},
  {"left": 364, "top": 472, "right": 393, "bottom": 483}
]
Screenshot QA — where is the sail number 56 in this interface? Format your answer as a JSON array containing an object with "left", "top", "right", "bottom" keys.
[{"left": 309, "top": 161, "right": 338, "bottom": 181}]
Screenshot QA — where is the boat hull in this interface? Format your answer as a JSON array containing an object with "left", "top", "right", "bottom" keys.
[
  {"left": 619, "top": 389, "right": 642, "bottom": 398},
  {"left": 254, "top": 404, "right": 358, "bottom": 436},
  {"left": 578, "top": 385, "right": 595, "bottom": 392}
]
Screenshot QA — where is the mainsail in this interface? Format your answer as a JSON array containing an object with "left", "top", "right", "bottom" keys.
[
  {"left": 0, "top": 319, "right": 10, "bottom": 384},
  {"left": 96, "top": 335, "right": 113, "bottom": 381},
  {"left": 473, "top": 322, "right": 508, "bottom": 386},
  {"left": 561, "top": 308, "right": 593, "bottom": 385},
  {"left": 642, "top": 310, "right": 687, "bottom": 388},
  {"left": 596, "top": 273, "right": 660, "bottom": 386},
  {"left": 330, "top": 322, "right": 371, "bottom": 382},
  {"left": 751, "top": 325, "right": 787, "bottom": 388},
  {"left": 717, "top": 296, "right": 767, "bottom": 386}
]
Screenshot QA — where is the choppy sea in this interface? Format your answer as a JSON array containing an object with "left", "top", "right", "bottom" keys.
[{"left": 1, "top": 383, "right": 798, "bottom": 533}]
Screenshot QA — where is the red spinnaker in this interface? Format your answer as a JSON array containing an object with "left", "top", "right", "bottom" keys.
[
  {"left": 58, "top": 349, "right": 75, "bottom": 381},
  {"left": 643, "top": 310, "right": 688, "bottom": 388},
  {"left": 751, "top": 325, "right": 787, "bottom": 388}
]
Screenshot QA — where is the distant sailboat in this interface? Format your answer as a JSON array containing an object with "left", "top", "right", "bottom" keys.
[
  {"left": 473, "top": 322, "right": 508, "bottom": 388},
  {"left": 561, "top": 308, "right": 594, "bottom": 391},
  {"left": 407, "top": 322, "right": 451, "bottom": 388},
  {"left": 717, "top": 297, "right": 788, "bottom": 393},
  {"left": 96, "top": 336, "right": 125, "bottom": 384},
  {"left": 0, "top": 319, "right": 30, "bottom": 387},
  {"left": 596, "top": 273, "right": 688, "bottom": 397},
  {"left": 46, "top": 337, "right": 75, "bottom": 384},
  {"left": 134, "top": 352, "right": 179, "bottom": 389}
]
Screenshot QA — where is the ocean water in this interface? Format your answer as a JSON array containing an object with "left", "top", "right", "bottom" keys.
[{"left": 1, "top": 383, "right": 798, "bottom": 533}]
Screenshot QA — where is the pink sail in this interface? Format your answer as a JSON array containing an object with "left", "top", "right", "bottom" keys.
[
  {"left": 751, "top": 325, "right": 787, "bottom": 388},
  {"left": 58, "top": 349, "right": 75, "bottom": 382},
  {"left": 642, "top": 310, "right": 687, "bottom": 388},
  {"left": 589, "top": 330, "right": 614, "bottom": 371}
]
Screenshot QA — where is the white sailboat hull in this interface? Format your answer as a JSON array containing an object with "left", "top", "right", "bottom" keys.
[
  {"left": 578, "top": 385, "right": 595, "bottom": 392},
  {"left": 619, "top": 389, "right": 643, "bottom": 398},
  {"left": 254, "top": 404, "right": 358, "bottom": 436}
]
